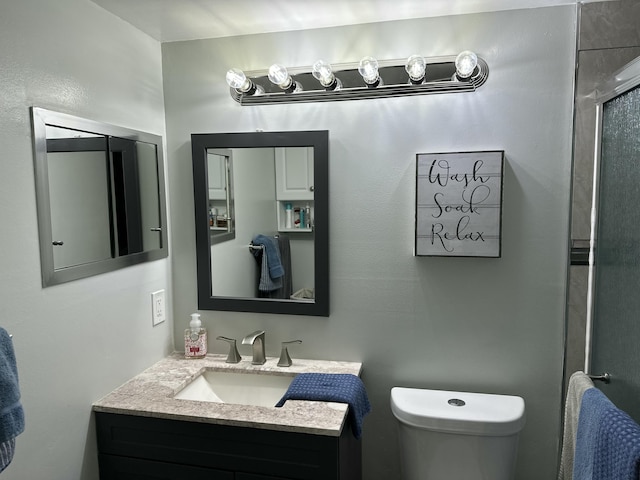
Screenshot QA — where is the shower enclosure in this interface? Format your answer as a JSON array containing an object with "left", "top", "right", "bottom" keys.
[{"left": 587, "top": 56, "right": 640, "bottom": 422}]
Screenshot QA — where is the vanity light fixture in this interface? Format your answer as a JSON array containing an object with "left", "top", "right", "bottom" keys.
[
  {"left": 226, "top": 50, "right": 489, "bottom": 105},
  {"left": 312, "top": 60, "right": 341, "bottom": 91},
  {"left": 225, "top": 68, "right": 260, "bottom": 95},
  {"left": 405, "top": 54, "right": 427, "bottom": 84},
  {"left": 358, "top": 56, "right": 381, "bottom": 87},
  {"left": 268, "top": 64, "right": 300, "bottom": 93},
  {"left": 454, "top": 50, "right": 479, "bottom": 80}
]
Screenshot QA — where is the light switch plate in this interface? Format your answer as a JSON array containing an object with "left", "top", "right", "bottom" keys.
[{"left": 151, "top": 290, "right": 166, "bottom": 326}]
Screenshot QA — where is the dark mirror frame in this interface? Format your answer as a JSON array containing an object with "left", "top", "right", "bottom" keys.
[
  {"left": 31, "top": 107, "right": 168, "bottom": 286},
  {"left": 191, "top": 131, "right": 329, "bottom": 317}
]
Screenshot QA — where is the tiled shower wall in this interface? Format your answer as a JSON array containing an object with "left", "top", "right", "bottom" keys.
[{"left": 566, "top": 0, "right": 640, "bottom": 383}]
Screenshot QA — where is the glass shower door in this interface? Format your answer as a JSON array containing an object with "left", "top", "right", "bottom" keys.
[{"left": 589, "top": 58, "right": 640, "bottom": 422}]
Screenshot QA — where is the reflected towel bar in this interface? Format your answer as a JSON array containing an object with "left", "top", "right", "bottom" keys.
[{"left": 589, "top": 373, "right": 611, "bottom": 384}]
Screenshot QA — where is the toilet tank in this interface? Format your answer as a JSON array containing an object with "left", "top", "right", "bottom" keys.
[{"left": 391, "top": 387, "right": 526, "bottom": 480}]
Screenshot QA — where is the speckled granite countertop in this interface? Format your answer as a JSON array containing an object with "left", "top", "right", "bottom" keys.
[{"left": 92, "top": 352, "right": 362, "bottom": 437}]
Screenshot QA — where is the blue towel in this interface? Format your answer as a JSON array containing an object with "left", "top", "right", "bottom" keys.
[
  {"left": 0, "top": 328, "right": 24, "bottom": 445},
  {"left": 574, "top": 388, "right": 615, "bottom": 480},
  {"left": 253, "top": 244, "right": 282, "bottom": 292},
  {"left": 593, "top": 406, "right": 640, "bottom": 480},
  {"left": 275, "top": 373, "right": 371, "bottom": 439},
  {"left": 252, "top": 235, "right": 284, "bottom": 279}
]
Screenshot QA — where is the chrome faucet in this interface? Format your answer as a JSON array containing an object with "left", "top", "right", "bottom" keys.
[{"left": 242, "top": 330, "right": 266, "bottom": 365}]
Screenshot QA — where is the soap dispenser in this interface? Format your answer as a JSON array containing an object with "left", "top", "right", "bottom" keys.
[{"left": 184, "top": 313, "right": 207, "bottom": 359}]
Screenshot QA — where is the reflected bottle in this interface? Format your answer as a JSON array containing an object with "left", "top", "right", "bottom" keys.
[
  {"left": 184, "top": 313, "right": 207, "bottom": 359},
  {"left": 285, "top": 203, "right": 293, "bottom": 229},
  {"left": 209, "top": 208, "right": 218, "bottom": 227}
]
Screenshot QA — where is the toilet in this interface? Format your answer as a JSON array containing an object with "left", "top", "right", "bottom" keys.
[{"left": 390, "top": 387, "right": 525, "bottom": 480}]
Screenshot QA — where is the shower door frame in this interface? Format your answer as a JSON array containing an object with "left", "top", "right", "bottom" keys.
[{"left": 585, "top": 56, "right": 640, "bottom": 374}]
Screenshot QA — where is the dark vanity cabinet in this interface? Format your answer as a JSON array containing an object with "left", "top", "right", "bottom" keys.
[{"left": 95, "top": 412, "right": 361, "bottom": 480}]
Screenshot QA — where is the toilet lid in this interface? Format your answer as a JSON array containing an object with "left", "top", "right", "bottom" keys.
[{"left": 390, "top": 387, "right": 526, "bottom": 436}]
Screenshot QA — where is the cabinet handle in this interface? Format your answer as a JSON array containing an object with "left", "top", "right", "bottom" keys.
[
  {"left": 52, "top": 240, "right": 64, "bottom": 246},
  {"left": 309, "top": 185, "right": 314, "bottom": 192}
]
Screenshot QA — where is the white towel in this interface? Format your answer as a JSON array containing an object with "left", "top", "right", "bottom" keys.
[{"left": 558, "top": 371, "right": 594, "bottom": 480}]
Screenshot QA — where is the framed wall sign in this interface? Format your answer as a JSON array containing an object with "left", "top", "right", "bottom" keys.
[{"left": 415, "top": 150, "right": 504, "bottom": 257}]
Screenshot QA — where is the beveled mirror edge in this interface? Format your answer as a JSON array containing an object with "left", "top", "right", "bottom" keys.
[
  {"left": 30, "top": 107, "right": 169, "bottom": 287},
  {"left": 191, "top": 130, "right": 329, "bottom": 317}
]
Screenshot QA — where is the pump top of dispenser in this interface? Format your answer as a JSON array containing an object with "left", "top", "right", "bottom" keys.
[{"left": 190, "top": 313, "right": 202, "bottom": 331}]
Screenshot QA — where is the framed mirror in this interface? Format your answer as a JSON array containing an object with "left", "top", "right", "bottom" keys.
[
  {"left": 31, "top": 107, "right": 168, "bottom": 286},
  {"left": 191, "top": 131, "right": 329, "bottom": 316}
]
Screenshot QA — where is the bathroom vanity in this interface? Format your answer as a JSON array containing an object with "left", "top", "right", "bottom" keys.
[{"left": 93, "top": 354, "right": 363, "bottom": 480}]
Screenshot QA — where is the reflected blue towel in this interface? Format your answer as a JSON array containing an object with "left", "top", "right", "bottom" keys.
[
  {"left": 593, "top": 406, "right": 640, "bottom": 480},
  {"left": 0, "top": 438, "right": 15, "bottom": 473},
  {"left": 252, "top": 235, "right": 284, "bottom": 279},
  {"left": 252, "top": 243, "right": 282, "bottom": 292},
  {"left": 0, "top": 328, "right": 24, "bottom": 445},
  {"left": 275, "top": 373, "right": 371, "bottom": 439}
]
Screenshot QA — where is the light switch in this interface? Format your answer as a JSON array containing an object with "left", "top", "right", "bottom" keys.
[{"left": 151, "top": 290, "right": 166, "bottom": 326}]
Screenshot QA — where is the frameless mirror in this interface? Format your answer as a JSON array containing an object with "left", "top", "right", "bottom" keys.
[
  {"left": 191, "top": 131, "right": 329, "bottom": 316},
  {"left": 31, "top": 107, "right": 168, "bottom": 286}
]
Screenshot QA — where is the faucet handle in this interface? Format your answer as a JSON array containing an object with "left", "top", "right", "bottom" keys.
[
  {"left": 216, "top": 336, "right": 242, "bottom": 363},
  {"left": 278, "top": 340, "right": 302, "bottom": 367}
]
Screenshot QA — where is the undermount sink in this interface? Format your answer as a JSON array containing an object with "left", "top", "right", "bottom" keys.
[{"left": 174, "top": 370, "right": 295, "bottom": 407}]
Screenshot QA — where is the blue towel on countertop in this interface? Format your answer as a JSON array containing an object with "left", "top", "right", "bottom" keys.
[
  {"left": 0, "top": 328, "right": 24, "bottom": 445},
  {"left": 252, "top": 235, "right": 284, "bottom": 279},
  {"left": 275, "top": 373, "right": 371, "bottom": 439},
  {"left": 593, "top": 405, "right": 640, "bottom": 480}
]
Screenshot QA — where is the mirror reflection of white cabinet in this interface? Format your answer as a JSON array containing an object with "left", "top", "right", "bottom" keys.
[
  {"left": 207, "top": 149, "right": 235, "bottom": 243},
  {"left": 275, "top": 147, "right": 314, "bottom": 232},
  {"left": 207, "top": 151, "right": 227, "bottom": 200},
  {"left": 275, "top": 147, "right": 314, "bottom": 200}
]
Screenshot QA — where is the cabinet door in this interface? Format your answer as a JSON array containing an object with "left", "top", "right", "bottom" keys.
[
  {"left": 275, "top": 147, "right": 314, "bottom": 201},
  {"left": 99, "top": 454, "right": 234, "bottom": 479},
  {"left": 208, "top": 150, "right": 228, "bottom": 200}
]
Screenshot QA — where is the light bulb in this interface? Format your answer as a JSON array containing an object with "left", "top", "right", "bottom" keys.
[
  {"left": 358, "top": 56, "right": 380, "bottom": 85},
  {"left": 405, "top": 55, "right": 427, "bottom": 83},
  {"left": 455, "top": 51, "right": 478, "bottom": 79},
  {"left": 268, "top": 64, "right": 293, "bottom": 89},
  {"left": 312, "top": 60, "right": 336, "bottom": 88},
  {"left": 226, "top": 68, "right": 253, "bottom": 93}
]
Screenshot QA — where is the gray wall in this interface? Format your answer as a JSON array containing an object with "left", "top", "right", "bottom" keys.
[
  {"left": 163, "top": 6, "right": 576, "bottom": 480},
  {"left": 0, "top": 1, "right": 173, "bottom": 479}
]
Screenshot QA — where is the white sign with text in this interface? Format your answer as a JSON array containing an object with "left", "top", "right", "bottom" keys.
[{"left": 415, "top": 151, "right": 504, "bottom": 257}]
